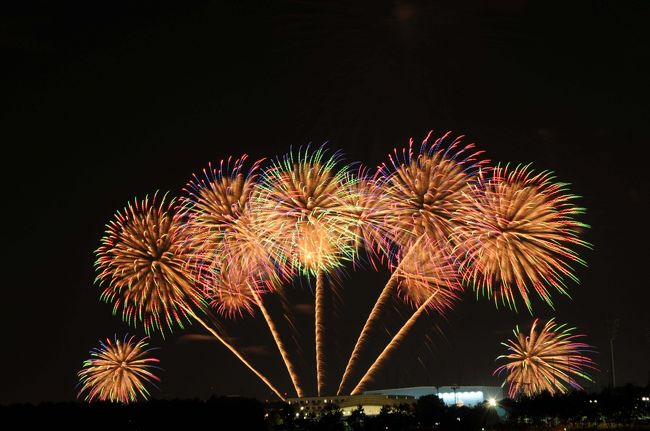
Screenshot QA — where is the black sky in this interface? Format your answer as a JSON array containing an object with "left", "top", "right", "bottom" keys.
[{"left": 2, "top": 0, "right": 649, "bottom": 404}]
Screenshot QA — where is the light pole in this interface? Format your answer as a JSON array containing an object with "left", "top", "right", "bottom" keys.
[{"left": 607, "top": 319, "right": 619, "bottom": 388}]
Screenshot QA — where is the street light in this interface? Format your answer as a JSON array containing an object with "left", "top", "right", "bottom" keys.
[{"left": 488, "top": 398, "right": 497, "bottom": 407}]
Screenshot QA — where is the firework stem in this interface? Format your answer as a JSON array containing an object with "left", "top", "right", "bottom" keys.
[
  {"left": 250, "top": 287, "right": 304, "bottom": 397},
  {"left": 350, "top": 290, "right": 440, "bottom": 395},
  {"left": 337, "top": 235, "right": 422, "bottom": 395},
  {"left": 315, "top": 270, "right": 326, "bottom": 396},
  {"left": 185, "top": 306, "right": 286, "bottom": 401}
]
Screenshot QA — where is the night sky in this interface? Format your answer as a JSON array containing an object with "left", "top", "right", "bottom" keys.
[{"left": 2, "top": 1, "right": 649, "bottom": 404}]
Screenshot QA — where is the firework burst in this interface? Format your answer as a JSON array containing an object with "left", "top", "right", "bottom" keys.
[
  {"left": 394, "top": 236, "right": 461, "bottom": 311},
  {"left": 495, "top": 318, "right": 596, "bottom": 397},
  {"left": 96, "top": 193, "right": 204, "bottom": 334},
  {"left": 379, "top": 131, "right": 486, "bottom": 249},
  {"left": 253, "top": 146, "right": 358, "bottom": 276},
  {"left": 183, "top": 155, "right": 261, "bottom": 236},
  {"left": 78, "top": 335, "right": 160, "bottom": 403},
  {"left": 454, "top": 164, "right": 590, "bottom": 311},
  {"left": 342, "top": 168, "right": 394, "bottom": 266}
]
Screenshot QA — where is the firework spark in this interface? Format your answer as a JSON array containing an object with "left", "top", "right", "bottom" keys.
[
  {"left": 96, "top": 193, "right": 204, "bottom": 334},
  {"left": 494, "top": 318, "right": 596, "bottom": 397},
  {"left": 337, "top": 132, "right": 482, "bottom": 394},
  {"left": 454, "top": 164, "right": 590, "bottom": 311},
  {"left": 78, "top": 335, "right": 160, "bottom": 403}
]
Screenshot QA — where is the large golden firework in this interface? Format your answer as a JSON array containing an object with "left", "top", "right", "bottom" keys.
[
  {"left": 495, "top": 319, "right": 596, "bottom": 397},
  {"left": 454, "top": 164, "right": 590, "bottom": 311},
  {"left": 253, "top": 147, "right": 358, "bottom": 276},
  {"left": 379, "top": 131, "right": 486, "bottom": 250},
  {"left": 78, "top": 335, "right": 160, "bottom": 403},
  {"left": 96, "top": 193, "right": 204, "bottom": 334}
]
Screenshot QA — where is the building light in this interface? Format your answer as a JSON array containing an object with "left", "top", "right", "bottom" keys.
[{"left": 488, "top": 398, "right": 497, "bottom": 407}]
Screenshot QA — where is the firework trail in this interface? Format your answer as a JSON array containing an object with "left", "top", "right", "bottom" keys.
[
  {"left": 78, "top": 335, "right": 160, "bottom": 403},
  {"left": 315, "top": 271, "right": 326, "bottom": 395},
  {"left": 336, "top": 236, "right": 420, "bottom": 395},
  {"left": 254, "top": 146, "right": 358, "bottom": 396},
  {"left": 454, "top": 164, "right": 590, "bottom": 312},
  {"left": 350, "top": 289, "right": 446, "bottom": 395},
  {"left": 96, "top": 193, "right": 285, "bottom": 400},
  {"left": 184, "top": 157, "right": 303, "bottom": 397},
  {"left": 249, "top": 284, "right": 305, "bottom": 397},
  {"left": 338, "top": 132, "right": 483, "bottom": 394},
  {"left": 187, "top": 307, "right": 286, "bottom": 400},
  {"left": 494, "top": 318, "right": 596, "bottom": 397}
]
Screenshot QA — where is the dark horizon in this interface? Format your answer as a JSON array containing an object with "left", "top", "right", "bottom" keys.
[{"left": 2, "top": 0, "right": 649, "bottom": 404}]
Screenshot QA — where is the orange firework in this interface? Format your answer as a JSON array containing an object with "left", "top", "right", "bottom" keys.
[
  {"left": 495, "top": 319, "right": 596, "bottom": 397},
  {"left": 78, "top": 335, "right": 160, "bottom": 403},
  {"left": 454, "top": 164, "right": 590, "bottom": 311},
  {"left": 205, "top": 258, "right": 259, "bottom": 318},
  {"left": 394, "top": 235, "right": 461, "bottom": 311},
  {"left": 253, "top": 147, "right": 358, "bottom": 275},
  {"left": 254, "top": 146, "right": 358, "bottom": 396},
  {"left": 97, "top": 193, "right": 285, "bottom": 400},
  {"left": 343, "top": 168, "right": 394, "bottom": 265},
  {"left": 184, "top": 156, "right": 304, "bottom": 397},
  {"left": 183, "top": 155, "right": 260, "bottom": 234},
  {"left": 337, "top": 132, "right": 484, "bottom": 395},
  {"left": 198, "top": 212, "right": 279, "bottom": 318},
  {"left": 380, "top": 131, "right": 486, "bottom": 249},
  {"left": 96, "top": 193, "right": 204, "bottom": 334}
]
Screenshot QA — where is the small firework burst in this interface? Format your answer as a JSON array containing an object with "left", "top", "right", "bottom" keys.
[
  {"left": 204, "top": 257, "right": 264, "bottom": 318},
  {"left": 95, "top": 193, "right": 204, "bottom": 334},
  {"left": 343, "top": 168, "right": 394, "bottom": 265},
  {"left": 454, "top": 164, "right": 590, "bottom": 311},
  {"left": 78, "top": 335, "right": 160, "bottom": 403},
  {"left": 394, "top": 235, "right": 461, "bottom": 312},
  {"left": 494, "top": 318, "right": 596, "bottom": 397},
  {"left": 182, "top": 155, "right": 261, "bottom": 235}
]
